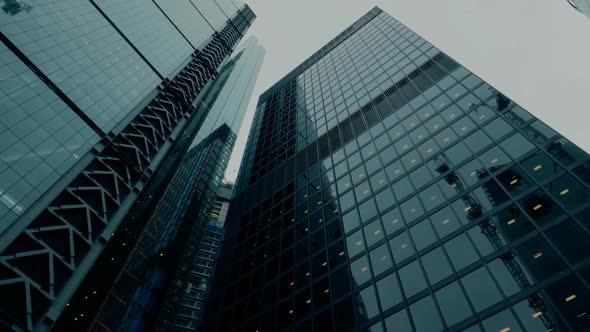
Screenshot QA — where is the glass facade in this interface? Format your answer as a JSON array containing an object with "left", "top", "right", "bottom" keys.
[
  {"left": 206, "top": 7, "right": 590, "bottom": 332},
  {"left": 49, "top": 36, "right": 262, "bottom": 332},
  {"left": 166, "top": 185, "right": 233, "bottom": 331},
  {"left": 0, "top": 2, "right": 255, "bottom": 331}
]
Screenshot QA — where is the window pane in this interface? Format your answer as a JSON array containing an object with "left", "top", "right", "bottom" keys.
[
  {"left": 434, "top": 281, "right": 473, "bottom": 327},
  {"left": 357, "top": 285, "right": 380, "bottom": 320},
  {"left": 515, "top": 235, "right": 567, "bottom": 281},
  {"left": 350, "top": 255, "right": 372, "bottom": 286},
  {"left": 409, "top": 219, "right": 437, "bottom": 251},
  {"left": 389, "top": 231, "right": 415, "bottom": 264},
  {"left": 409, "top": 296, "right": 443, "bottom": 332},
  {"left": 375, "top": 187, "right": 395, "bottom": 213},
  {"left": 430, "top": 207, "right": 460, "bottom": 239},
  {"left": 545, "top": 174, "right": 590, "bottom": 209},
  {"left": 500, "top": 133, "right": 535, "bottom": 160},
  {"left": 364, "top": 219, "right": 385, "bottom": 247},
  {"left": 400, "top": 196, "right": 424, "bottom": 223},
  {"left": 381, "top": 208, "right": 405, "bottom": 235},
  {"left": 346, "top": 230, "right": 365, "bottom": 257},
  {"left": 384, "top": 309, "right": 412, "bottom": 332},
  {"left": 421, "top": 247, "right": 453, "bottom": 285},
  {"left": 376, "top": 273, "right": 403, "bottom": 311},
  {"left": 545, "top": 275, "right": 590, "bottom": 330},
  {"left": 370, "top": 243, "right": 393, "bottom": 276},
  {"left": 399, "top": 260, "right": 427, "bottom": 298},
  {"left": 343, "top": 209, "right": 361, "bottom": 234},
  {"left": 359, "top": 199, "right": 378, "bottom": 223},
  {"left": 444, "top": 234, "right": 479, "bottom": 271},
  {"left": 546, "top": 219, "right": 590, "bottom": 264},
  {"left": 481, "top": 308, "right": 521, "bottom": 332},
  {"left": 521, "top": 152, "right": 562, "bottom": 182},
  {"left": 461, "top": 266, "right": 503, "bottom": 312},
  {"left": 487, "top": 258, "right": 525, "bottom": 297}
]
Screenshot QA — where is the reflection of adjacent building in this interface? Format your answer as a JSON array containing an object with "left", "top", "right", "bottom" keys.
[
  {"left": 157, "top": 184, "right": 233, "bottom": 331},
  {"left": 54, "top": 125, "right": 235, "bottom": 332},
  {"left": 47, "top": 36, "right": 263, "bottom": 331},
  {"left": 204, "top": 6, "right": 590, "bottom": 332}
]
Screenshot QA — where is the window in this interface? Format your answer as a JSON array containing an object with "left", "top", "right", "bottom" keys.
[
  {"left": 384, "top": 309, "right": 412, "bottom": 332},
  {"left": 435, "top": 281, "right": 473, "bottom": 327},
  {"left": 357, "top": 285, "right": 380, "bottom": 320},
  {"left": 389, "top": 231, "right": 415, "bottom": 263},
  {"left": 381, "top": 208, "right": 405, "bottom": 235},
  {"left": 376, "top": 273, "right": 403, "bottom": 311},
  {"left": 481, "top": 308, "right": 521, "bottom": 332},
  {"left": 409, "top": 219, "right": 437, "bottom": 251},
  {"left": 409, "top": 296, "right": 443, "bottom": 332},
  {"left": 421, "top": 247, "right": 453, "bottom": 285},
  {"left": 350, "top": 255, "right": 372, "bottom": 285},
  {"left": 370, "top": 243, "right": 393, "bottom": 276},
  {"left": 444, "top": 234, "right": 479, "bottom": 271},
  {"left": 343, "top": 209, "right": 361, "bottom": 234},
  {"left": 399, "top": 260, "right": 427, "bottom": 298},
  {"left": 430, "top": 207, "right": 460, "bottom": 239},
  {"left": 461, "top": 266, "right": 503, "bottom": 312},
  {"left": 363, "top": 219, "right": 385, "bottom": 247},
  {"left": 346, "top": 230, "right": 365, "bottom": 257},
  {"left": 359, "top": 199, "right": 378, "bottom": 223}
]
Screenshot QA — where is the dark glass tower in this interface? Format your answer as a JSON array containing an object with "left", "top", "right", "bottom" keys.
[
  {"left": 158, "top": 183, "right": 233, "bottom": 331},
  {"left": 205, "top": 7, "right": 590, "bottom": 332},
  {"left": 0, "top": 1, "right": 256, "bottom": 331}
]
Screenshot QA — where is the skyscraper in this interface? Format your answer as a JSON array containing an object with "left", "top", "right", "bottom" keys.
[
  {"left": 52, "top": 35, "right": 263, "bottom": 332},
  {"left": 158, "top": 183, "right": 233, "bottom": 331},
  {"left": 205, "top": 7, "right": 590, "bottom": 332},
  {"left": 0, "top": 1, "right": 256, "bottom": 330}
]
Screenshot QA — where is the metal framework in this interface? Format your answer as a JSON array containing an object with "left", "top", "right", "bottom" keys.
[{"left": 0, "top": 7, "right": 254, "bottom": 331}]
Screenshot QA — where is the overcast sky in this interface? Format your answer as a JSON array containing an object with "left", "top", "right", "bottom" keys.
[{"left": 224, "top": 0, "right": 590, "bottom": 183}]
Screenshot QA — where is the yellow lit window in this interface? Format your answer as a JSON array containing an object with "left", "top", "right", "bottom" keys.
[{"left": 565, "top": 294, "right": 577, "bottom": 302}]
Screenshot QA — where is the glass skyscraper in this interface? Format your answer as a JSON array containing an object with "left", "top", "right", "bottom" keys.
[
  {"left": 205, "top": 7, "right": 590, "bottom": 332},
  {"left": 0, "top": 1, "right": 257, "bottom": 331},
  {"left": 159, "top": 183, "right": 233, "bottom": 331}
]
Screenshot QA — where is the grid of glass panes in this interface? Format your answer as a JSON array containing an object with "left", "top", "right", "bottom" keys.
[{"left": 208, "top": 10, "right": 590, "bottom": 332}]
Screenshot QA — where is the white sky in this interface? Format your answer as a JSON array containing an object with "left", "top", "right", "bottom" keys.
[{"left": 224, "top": 0, "right": 590, "bottom": 183}]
